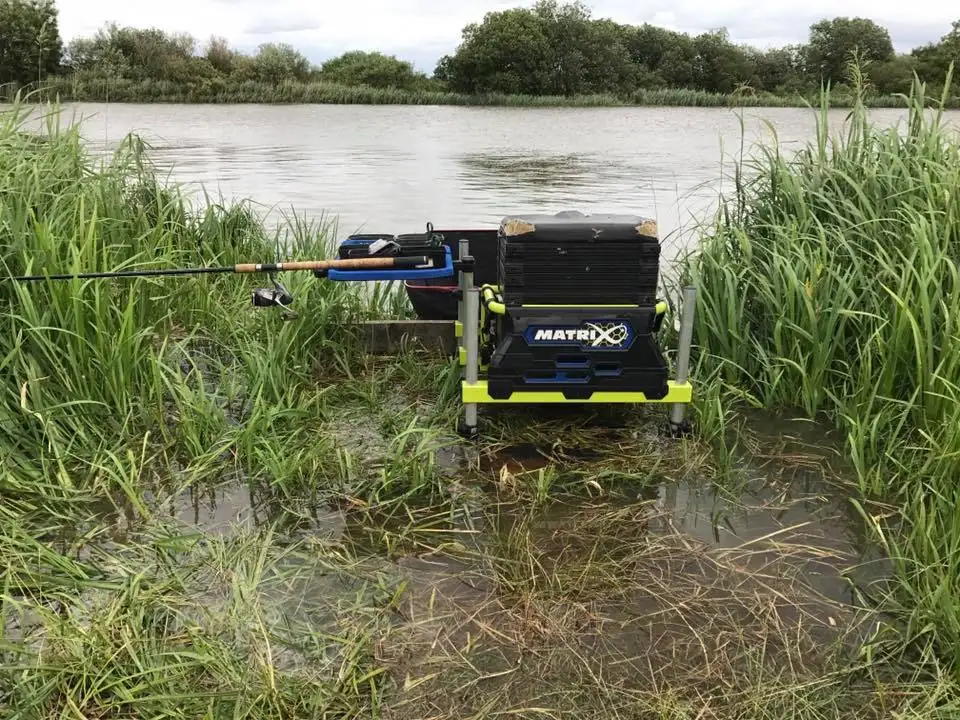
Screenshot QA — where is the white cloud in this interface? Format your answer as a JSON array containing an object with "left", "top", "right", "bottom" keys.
[{"left": 52, "top": 0, "right": 956, "bottom": 71}]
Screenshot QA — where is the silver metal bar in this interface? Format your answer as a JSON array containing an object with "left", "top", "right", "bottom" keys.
[
  {"left": 457, "top": 237, "right": 470, "bottom": 348},
  {"left": 463, "top": 287, "right": 480, "bottom": 433},
  {"left": 669, "top": 285, "right": 697, "bottom": 428}
]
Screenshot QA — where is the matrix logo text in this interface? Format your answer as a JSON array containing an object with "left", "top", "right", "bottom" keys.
[
  {"left": 529, "top": 321, "right": 632, "bottom": 349},
  {"left": 533, "top": 329, "right": 596, "bottom": 342}
]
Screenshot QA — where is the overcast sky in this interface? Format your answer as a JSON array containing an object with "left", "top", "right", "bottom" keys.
[{"left": 54, "top": 0, "right": 956, "bottom": 73}]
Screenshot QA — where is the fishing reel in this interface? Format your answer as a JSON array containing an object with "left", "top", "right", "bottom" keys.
[{"left": 252, "top": 275, "right": 298, "bottom": 320}]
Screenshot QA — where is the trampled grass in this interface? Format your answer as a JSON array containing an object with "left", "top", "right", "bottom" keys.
[{"left": 678, "top": 68, "right": 960, "bottom": 674}]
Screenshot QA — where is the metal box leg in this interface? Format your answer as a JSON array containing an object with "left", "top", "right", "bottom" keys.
[
  {"left": 457, "top": 239, "right": 479, "bottom": 439},
  {"left": 669, "top": 285, "right": 697, "bottom": 435},
  {"left": 457, "top": 237, "right": 469, "bottom": 355},
  {"left": 460, "top": 287, "right": 480, "bottom": 439}
]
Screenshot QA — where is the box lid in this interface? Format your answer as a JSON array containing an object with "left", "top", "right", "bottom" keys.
[{"left": 499, "top": 211, "right": 659, "bottom": 241}]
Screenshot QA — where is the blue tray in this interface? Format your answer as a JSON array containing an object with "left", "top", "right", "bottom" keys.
[{"left": 327, "top": 244, "right": 453, "bottom": 281}]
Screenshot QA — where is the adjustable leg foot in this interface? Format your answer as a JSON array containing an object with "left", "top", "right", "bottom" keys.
[
  {"left": 457, "top": 418, "right": 479, "bottom": 441},
  {"left": 667, "top": 417, "right": 693, "bottom": 438}
]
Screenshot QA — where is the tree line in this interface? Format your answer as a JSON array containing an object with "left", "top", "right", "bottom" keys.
[
  {"left": 0, "top": 0, "right": 435, "bottom": 93},
  {"left": 435, "top": 1, "right": 959, "bottom": 98},
  {"left": 1, "top": 0, "right": 958, "bottom": 100}
]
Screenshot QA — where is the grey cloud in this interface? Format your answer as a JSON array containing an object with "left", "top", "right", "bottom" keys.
[
  {"left": 243, "top": 18, "right": 322, "bottom": 35},
  {"left": 60, "top": 0, "right": 953, "bottom": 64},
  {"left": 582, "top": 0, "right": 951, "bottom": 49},
  {"left": 886, "top": 22, "right": 951, "bottom": 49}
]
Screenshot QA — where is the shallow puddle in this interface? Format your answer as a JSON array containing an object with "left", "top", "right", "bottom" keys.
[
  {"left": 63, "top": 406, "right": 892, "bottom": 715},
  {"left": 142, "top": 406, "right": 886, "bottom": 614},
  {"left": 351, "top": 415, "right": 888, "bottom": 713}
]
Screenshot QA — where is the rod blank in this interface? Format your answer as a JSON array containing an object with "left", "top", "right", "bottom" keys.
[{"left": 5, "top": 255, "right": 431, "bottom": 282}]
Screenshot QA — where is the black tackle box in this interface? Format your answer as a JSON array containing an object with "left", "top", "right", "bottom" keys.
[{"left": 497, "top": 211, "right": 661, "bottom": 307}]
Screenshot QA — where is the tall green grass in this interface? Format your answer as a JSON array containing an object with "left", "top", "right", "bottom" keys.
[
  {"left": 6, "top": 75, "right": 951, "bottom": 108},
  {"left": 0, "top": 101, "right": 417, "bottom": 505},
  {"left": 680, "top": 68, "right": 960, "bottom": 671},
  {"left": 0, "top": 99, "right": 436, "bottom": 716}
]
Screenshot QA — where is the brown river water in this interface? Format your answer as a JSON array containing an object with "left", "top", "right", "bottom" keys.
[{"left": 25, "top": 102, "right": 959, "bottom": 267}]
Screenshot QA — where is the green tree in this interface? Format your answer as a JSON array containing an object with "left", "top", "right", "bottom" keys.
[
  {"left": 748, "top": 46, "right": 805, "bottom": 93},
  {"left": 868, "top": 55, "right": 919, "bottom": 95},
  {"left": 321, "top": 51, "right": 424, "bottom": 90},
  {"left": 64, "top": 36, "right": 112, "bottom": 73},
  {"left": 805, "top": 17, "right": 895, "bottom": 85},
  {"left": 620, "top": 23, "right": 696, "bottom": 88},
  {"left": 436, "top": 8, "right": 555, "bottom": 95},
  {"left": 204, "top": 35, "right": 239, "bottom": 75},
  {"left": 582, "top": 17, "right": 636, "bottom": 94},
  {"left": 433, "top": 54, "right": 453, "bottom": 84},
  {"left": 64, "top": 24, "right": 206, "bottom": 82},
  {"left": 0, "top": 0, "right": 62, "bottom": 86},
  {"left": 531, "top": 0, "right": 592, "bottom": 95},
  {"left": 531, "top": 2, "right": 634, "bottom": 95},
  {"left": 252, "top": 43, "right": 311, "bottom": 83},
  {"left": 911, "top": 20, "right": 960, "bottom": 92},
  {"left": 691, "top": 29, "right": 754, "bottom": 94},
  {"left": 438, "top": 1, "right": 635, "bottom": 97}
]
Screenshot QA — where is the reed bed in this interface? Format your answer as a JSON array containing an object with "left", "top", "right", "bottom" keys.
[
  {"left": 0, "top": 99, "right": 427, "bottom": 717},
  {"left": 0, "top": 100, "right": 416, "bottom": 564},
  {"left": 4, "top": 76, "right": 942, "bottom": 108},
  {"left": 679, "top": 69, "right": 960, "bottom": 672}
]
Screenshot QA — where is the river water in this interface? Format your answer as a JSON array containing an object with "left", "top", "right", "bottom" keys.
[{"left": 26, "top": 102, "right": 958, "bottom": 263}]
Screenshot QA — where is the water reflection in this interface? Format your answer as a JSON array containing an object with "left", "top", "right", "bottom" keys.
[{"left": 458, "top": 151, "right": 629, "bottom": 190}]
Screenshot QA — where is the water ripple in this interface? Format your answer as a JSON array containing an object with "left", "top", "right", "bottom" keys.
[{"left": 15, "top": 101, "right": 941, "bottom": 242}]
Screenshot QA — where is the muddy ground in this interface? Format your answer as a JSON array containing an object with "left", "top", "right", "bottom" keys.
[{"left": 117, "top": 399, "right": 902, "bottom": 718}]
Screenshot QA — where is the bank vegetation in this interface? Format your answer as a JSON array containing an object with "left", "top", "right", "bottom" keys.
[{"left": 1, "top": 0, "right": 958, "bottom": 107}]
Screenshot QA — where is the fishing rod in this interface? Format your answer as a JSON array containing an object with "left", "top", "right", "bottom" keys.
[
  {"left": 2, "top": 254, "right": 439, "bottom": 314},
  {"left": 5, "top": 255, "right": 432, "bottom": 283},
  {"left": 5, "top": 223, "right": 452, "bottom": 285}
]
